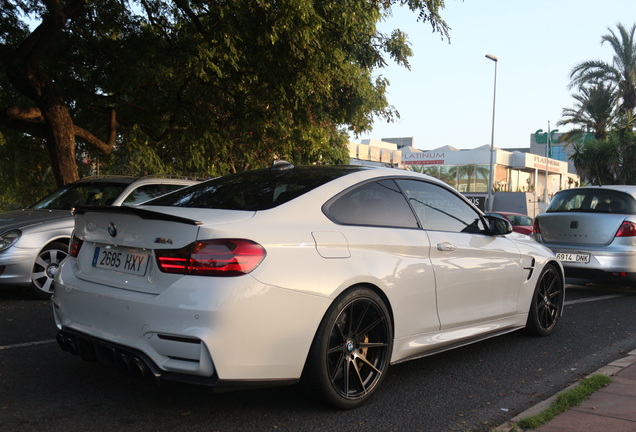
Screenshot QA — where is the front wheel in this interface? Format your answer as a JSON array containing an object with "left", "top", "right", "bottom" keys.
[
  {"left": 29, "top": 241, "right": 68, "bottom": 300},
  {"left": 302, "top": 287, "right": 393, "bottom": 409},
  {"left": 525, "top": 264, "right": 564, "bottom": 336}
]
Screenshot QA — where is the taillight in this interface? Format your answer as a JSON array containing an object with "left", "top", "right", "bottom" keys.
[
  {"left": 616, "top": 221, "right": 636, "bottom": 237},
  {"left": 532, "top": 218, "right": 541, "bottom": 234},
  {"left": 69, "top": 234, "right": 84, "bottom": 257},
  {"left": 155, "top": 239, "right": 266, "bottom": 276}
]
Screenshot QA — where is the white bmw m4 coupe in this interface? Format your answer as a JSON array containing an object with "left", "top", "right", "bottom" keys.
[{"left": 53, "top": 161, "right": 564, "bottom": 409}]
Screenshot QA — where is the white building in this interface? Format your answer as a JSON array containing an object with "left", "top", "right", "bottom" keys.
[{"left": 348, "top": 139, "right": 579, "bottom": 217}]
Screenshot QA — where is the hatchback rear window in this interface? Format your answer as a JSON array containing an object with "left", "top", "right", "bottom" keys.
[
  {"left": 146, "top": 166, "right": 367, "bottom": 211},
  {"left": 547, "top": 189, "right": 636, "bottom": 214}
]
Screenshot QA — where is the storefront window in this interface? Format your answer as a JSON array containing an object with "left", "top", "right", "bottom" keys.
[
  {"left": 411, "top": 164, "right": 491, "bottom": 192},
  {"left": 439, "top": 166, "right": 457, "bottom": 189},
  {"left": 475, "top": 165, "right": 489, "bottom": 192},
  {"left": 457, "top": 165, "right": 475, "bottom": 192},
  {"left": 509, "top": 169, "right": 532, "bottom": 192}
]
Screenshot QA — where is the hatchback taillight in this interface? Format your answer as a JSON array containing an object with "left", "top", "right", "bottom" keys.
[
  {"left": 532, "top": 218, "right": 541, "bottom": 234},
  {"left": 69, "top": 235, "right": 84, "bottom": 257},
  {"left": 615, "top": 221, "right": 636, "bottom": 237},
  {"left": 155, "top": 239, "right": 266, "bottom": 276}
]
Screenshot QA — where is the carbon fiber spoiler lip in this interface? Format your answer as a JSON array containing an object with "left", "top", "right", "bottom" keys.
[{"left": 73, "top": 205, "right": 202, "bottom": 226}]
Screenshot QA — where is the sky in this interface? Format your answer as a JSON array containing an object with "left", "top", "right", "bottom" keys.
[{"left": 351, "top": 0, "right": 636, "bottom": 151}]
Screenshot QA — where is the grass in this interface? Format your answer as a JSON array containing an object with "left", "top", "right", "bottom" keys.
[{"left": 513, "top": 374, "right": 612, "bottom": 430}]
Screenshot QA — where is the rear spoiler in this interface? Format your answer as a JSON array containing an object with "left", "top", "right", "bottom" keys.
[{"left": 74, "top": 205, "right": 202, "bottom": 226}]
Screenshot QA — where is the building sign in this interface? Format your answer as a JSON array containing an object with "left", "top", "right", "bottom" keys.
[
  {"left": 531, "top": 155, "right": 567, "bottom": 174},
  {"left": 533, "top": 129, "right": 594, "bottom": 146},
  {"left": 464, "top": 195, "right": 486, "bottom": 211},
  {"left": 534, "top": 129, "right": 563, "bottom": 144},
  {"left": 402, "top": 152, "right": 446, "bottom": 165}
]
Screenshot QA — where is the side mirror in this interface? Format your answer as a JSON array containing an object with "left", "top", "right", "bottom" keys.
[{"left": 484, "top": 215, "right": 513, "bottom": 235}]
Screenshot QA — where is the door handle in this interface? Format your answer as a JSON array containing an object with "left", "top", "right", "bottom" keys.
[{"left": 437, "top": 242, "right": 457, "bottom": 252}]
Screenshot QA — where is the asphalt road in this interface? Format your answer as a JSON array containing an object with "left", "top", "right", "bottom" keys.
[{"left": 1, "top": 281, "right": 635, "bottom": 432}]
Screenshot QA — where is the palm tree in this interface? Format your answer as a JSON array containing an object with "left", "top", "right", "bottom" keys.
[
  {"left": 569, "top": 23, "right": 636, "bottom": 113},
  {"left": 570, "top": 113, "right": 636, "bottom": 185},
  {"left": 570, "top": 138, "right": 620, "bottom": 185},
  {"left": 557, "top": 83, "right": 616, "bottom": 141}
]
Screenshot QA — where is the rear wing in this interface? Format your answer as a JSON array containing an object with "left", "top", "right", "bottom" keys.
[{"left": 74, "top": 205, "right": 202, "bottom": 226}]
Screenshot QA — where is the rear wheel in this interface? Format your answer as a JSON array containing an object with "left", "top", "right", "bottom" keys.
[
  {"left": 303, "top": 287, "right": 393, "bottom": 409},
  {"left": 29, "top": 241, "right": 68, "bottom": 299},
  {"left": 525, "top": 264, "right": 564, "bottom": 336}
]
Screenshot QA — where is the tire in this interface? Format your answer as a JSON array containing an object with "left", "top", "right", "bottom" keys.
[
  {"left": 29, "top": 241, "right": 68, "bottom": 299},
  {"left": 302, "top": 287, "right": 393, "bottom": 409},
  {"left": 524, "top": 264, "right": 564, "bottom": 336}
]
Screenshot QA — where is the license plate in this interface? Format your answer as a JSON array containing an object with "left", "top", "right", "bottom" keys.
[
  {"left": 556, "top": 252, "right": 590, "bottom": 263},
  {"left": 92, "top": 246, "right": 150, "bottom": 275}
]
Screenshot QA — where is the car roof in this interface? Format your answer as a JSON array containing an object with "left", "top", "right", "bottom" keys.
[
  {"left": 71, "top": 176, "right": 137, "bottom": 185},
  {"left": 559, "top": 185, "right": 636, "bottom": 197},
  {"left": 142, "top": 163, "right": 464, "bottom": 213},
  {"left": 70, "top": 175, "right": 201, "bottom": 185}
]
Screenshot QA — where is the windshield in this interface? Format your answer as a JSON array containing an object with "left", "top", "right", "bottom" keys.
[
  {"left": 31, "top": 181, "right": 131, "bottom": 210},
  {"left": 147, "top": 166, "right": 366, "bottom": 211}
]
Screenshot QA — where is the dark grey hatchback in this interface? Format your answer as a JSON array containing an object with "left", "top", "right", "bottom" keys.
[{"left": 533, "top": 185, "right": 636, "bottom": 281}]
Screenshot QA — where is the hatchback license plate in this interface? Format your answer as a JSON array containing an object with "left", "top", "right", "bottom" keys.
[
  {"left": 93, "top": 246, "right": 150, "bottom": 275},
  {"left": 556, "top": 252, "right": 590, "bottom": 263}
]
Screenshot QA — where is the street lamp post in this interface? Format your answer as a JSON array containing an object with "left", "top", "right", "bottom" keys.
[{"left": 485, "top": 54, "right": 498, "bottom": 212}]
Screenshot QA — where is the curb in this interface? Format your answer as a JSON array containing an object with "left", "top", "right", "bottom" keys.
[{"left": 495, "top": 348, "right": 636, "bottom": 431}]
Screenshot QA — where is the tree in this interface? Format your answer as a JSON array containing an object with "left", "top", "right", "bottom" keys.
[
  {"left": 1, "top": 0, "right": 451, "bottom": 193},
  {"left": 570, "top": 138, "right": 620, "bottom": 185},
  {"left": 564, "top": 23, "right": 636, "bottom": 186},
  {"left": 557, "top": 82, "right": 616, "bottom": 141},
  {"left": 568, "top": 23, "right": 636, "bottom": 113},
  {"left": 0, "top": 1, "right": 118, "bottom": 187},
  {"left": 570, "top": 114, "right": 636, "bottom": 185},
  {"left": 0, "top": 131, "right": 54, "bottom": 210}
]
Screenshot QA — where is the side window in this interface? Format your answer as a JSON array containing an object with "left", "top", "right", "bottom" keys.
[
  {"left": 396, "top": 179, "right": 486, "bottom": 233},
  {"left": 327, "top": 180, "right": 419, "bottom": 228}
]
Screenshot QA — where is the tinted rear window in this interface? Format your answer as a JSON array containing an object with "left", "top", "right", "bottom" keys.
[
  {"left": 547, "top": 189, "right": 636, "bottom": 214},
  {"left": 146, "top": 166, "right": 366, "bottom": 210}
]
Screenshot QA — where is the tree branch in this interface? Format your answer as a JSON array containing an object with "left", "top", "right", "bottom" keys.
[
  {"left": 73, "top": 108, "right": 118, "bottom": 154},
  {"left": 0, "top": 106, "right": 47, "bottom": 137}
]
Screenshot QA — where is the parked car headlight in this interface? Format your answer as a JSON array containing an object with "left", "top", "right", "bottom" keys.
[{"left": 0, "top": 230, "right": 21, "bottom": 251}]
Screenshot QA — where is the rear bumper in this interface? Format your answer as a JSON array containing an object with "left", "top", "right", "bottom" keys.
[
  {"left": 52, "top": 258, "right": 330, "bottom": 383},
  {"left": 538, "top": 242, "right": 636, "bottom": 280},
  {"left": 563, "top": 267, "right": 636, "bottom": 282},
  {"left": 55, "top": 328, "right": 301, "bottom": 389}
]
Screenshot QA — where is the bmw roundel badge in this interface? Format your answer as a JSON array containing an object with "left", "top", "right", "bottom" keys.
[{"left": 107, "top": 222, "right": 117, "bottom": 237}]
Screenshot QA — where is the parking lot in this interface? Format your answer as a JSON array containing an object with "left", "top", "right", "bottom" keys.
[{"left": 2, "top": 281, "right": 636, "bottom": 432}]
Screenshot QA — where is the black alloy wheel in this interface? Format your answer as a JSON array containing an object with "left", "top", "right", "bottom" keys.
[
  {"left": 525, "top": 264, "right": 564, "bottom": 336},
  {"left": 304, "top": 287, "right": 393, "bottom": 409}
]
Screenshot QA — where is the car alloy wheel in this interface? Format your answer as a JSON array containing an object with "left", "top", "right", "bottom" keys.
[
  {"left": 525, "top": 265, "right": 563, "bottom": 336},
  {"left": 30, "top": 241, "right": 68, "bottom": 299},
  {"left": 304, "top": 287, "right": 393, "bottom": 409}
]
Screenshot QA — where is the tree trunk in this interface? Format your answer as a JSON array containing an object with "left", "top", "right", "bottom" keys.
[{"left": 42, "top": 101, "right": 79, "bottom": 186}]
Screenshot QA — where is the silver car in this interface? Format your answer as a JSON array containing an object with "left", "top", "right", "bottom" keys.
[
  {"left": 533, "top": 185, "right": 636, "bottom": 282},
  {"left": 0, "top": 175, "right": 199, "bottom": 298}
]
